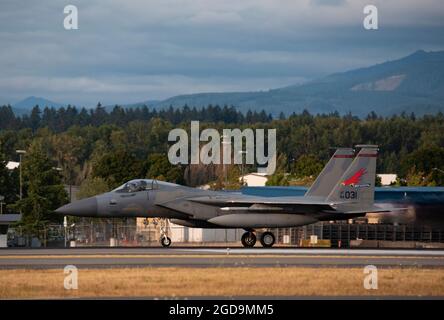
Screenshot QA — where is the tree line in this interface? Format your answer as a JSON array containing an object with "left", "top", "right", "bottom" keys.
[
  {"left": 0, "top": 104, "right": 273, "bottom": 132},
  {"left": 1, "top": 104, "right": 444, "bottom": 234}
]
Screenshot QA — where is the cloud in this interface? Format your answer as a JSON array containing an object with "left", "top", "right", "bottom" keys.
[
  {"left": 311, "top": 0, "right": 347, "bottom": 6},
  {"left": 0, "top": 75, "right": 307, "bottom": 106},
  {"left": 0, "top": 0, "right": 443, "bottom": 105}
]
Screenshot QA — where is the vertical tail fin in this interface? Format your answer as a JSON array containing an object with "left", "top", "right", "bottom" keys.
[
  {"left": 305, "top": 148, "right": 355, "bottom": 198},
  {"left": 326, "top": 145, "right": 378, "bottom": 212}
]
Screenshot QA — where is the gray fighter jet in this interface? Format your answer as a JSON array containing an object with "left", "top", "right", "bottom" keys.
[{"left": 56, "top": 145, "right": 388, "bottom": 247}]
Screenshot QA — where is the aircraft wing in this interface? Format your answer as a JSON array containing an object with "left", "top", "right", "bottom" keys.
[
  {"left": 155, "top": 198, "right": 194, "bottom": 216},
  {"left": 187, "top": 195, "right": 339, "bottom": 214}
]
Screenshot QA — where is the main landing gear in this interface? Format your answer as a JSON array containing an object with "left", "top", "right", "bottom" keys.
[
  {"left": 241, "top": 231, "right": 256, "bottom": 247},
  {"left": 241, "top": 231, "right": 276, "bottom": 248},
  {"left": 259, "top": 231, "right": 275, "bottom": 248}
]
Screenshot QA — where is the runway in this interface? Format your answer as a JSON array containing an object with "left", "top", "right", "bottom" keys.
[{"left": 1, "top": 247, "right": 443, "bottom": 269}]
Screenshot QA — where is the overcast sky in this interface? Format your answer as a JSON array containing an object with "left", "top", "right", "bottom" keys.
[{"left": 0, "top": 0, "right": 443, "bottom": 107}]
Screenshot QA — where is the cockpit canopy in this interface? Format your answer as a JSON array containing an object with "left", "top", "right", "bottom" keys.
[
  {"left": 112, "top": 179, "right": 179, "bottom": 193},
  {"left": 112, "top": 179, "right": 158, "bottom": 193}
]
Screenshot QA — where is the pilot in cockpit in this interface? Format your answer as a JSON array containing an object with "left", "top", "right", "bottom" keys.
[
  {"left": 127, "top": 180, "right": 147, "bottom": 192},
  {"left": 113, "top": 179, "right": 159, "bottom": 193},
  {"left": 116, "top": 180, "right": 144, "bottom": 193}
]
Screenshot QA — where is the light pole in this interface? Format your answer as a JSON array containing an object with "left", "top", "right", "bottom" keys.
[
  {"left": 63, "top": 216, "right": 67, "bottom": 248},
  {"left": 53, "top": 167, "right": 67, "bottom": 247},
  {"left": 52, "top": 166, "right": 63, "bottom": 185},
  {"left": 433, "top": 167, "right": 444, "bottom": 174},
  {"left": 0, "top": 195, "right": 4, "bottom": 215},
  {"left": 222, "top": 134, "right": 231, "bottom": 187},
  {"left": 52, "top": 166, "right": 71, "bottom": 202},
  {"left": 16, "top": 150, "right": 26, "bottom": 209}
]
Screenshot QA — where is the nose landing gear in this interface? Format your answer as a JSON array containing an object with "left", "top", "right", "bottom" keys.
[
  {"left": 160, "top": 235, "right": 172, "bottom": 247},
  {"left": 155, "top": 218, "right": 172, "bottom": 247}
]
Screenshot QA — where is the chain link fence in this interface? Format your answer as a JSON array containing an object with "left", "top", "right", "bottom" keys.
[{"left": 5, "top": 218, "right": 444, "bottom": 248}]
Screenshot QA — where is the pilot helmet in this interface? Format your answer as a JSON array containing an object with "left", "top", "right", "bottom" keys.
[{"left": 127, "top": 182, "right": 138, "bottom": 192}]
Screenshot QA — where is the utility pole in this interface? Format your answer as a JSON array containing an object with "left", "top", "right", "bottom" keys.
[{"left": 16, "top": 150, "right": 26, "bottom": 210}]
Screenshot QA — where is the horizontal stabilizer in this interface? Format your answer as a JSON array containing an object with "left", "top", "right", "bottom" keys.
[{"left": 334, "top": 207, "right": 409, "bottom": 214}]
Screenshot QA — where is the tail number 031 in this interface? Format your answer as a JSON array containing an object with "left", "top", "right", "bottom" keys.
[{"left": 340, "top": 191, "right": 358, "bottom": 199}]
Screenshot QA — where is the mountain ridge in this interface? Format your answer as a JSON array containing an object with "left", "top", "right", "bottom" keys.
[
  {"left": 12, "top": 96, "right": 65, "bottom": 115},
  {"left": 137, "top": 50, "right": 444, "bottom": 117},
  {"left": 7, "top": 50, "right": 444, "bottom": 117}
]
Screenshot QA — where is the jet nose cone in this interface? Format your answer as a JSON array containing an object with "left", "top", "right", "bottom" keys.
[{"left": 55, "top": 197, "right": 98, "bottom": 216}]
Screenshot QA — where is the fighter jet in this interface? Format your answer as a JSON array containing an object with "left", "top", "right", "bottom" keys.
[{"left": 56, "top": 145, "right": 388, "bottom": 247}]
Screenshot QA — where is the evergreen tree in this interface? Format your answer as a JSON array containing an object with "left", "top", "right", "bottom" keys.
[
  {"left": 29, "top": 105, "right": 41, "bottom": 132},
  {"left": 146, "top": 153, "right": 184, "bottom": 184},
  {"left": 0, "top": 152, "right": 19, "bottom": 213},
  {"left": 0, "top": 105, "right": 18, "bottom": 130},
  {"left": 292, "top": 154, "right": 323, "bottom": 178},
  {"left": 92, "top": 149, "right": 145, "bottom": 188},
  {"left": 265, "top": 173, "right": 290, "bottom": 186},
  {"left": 10, "top": 142, "right": 68, "bottom": 235},
  {"left": 77, "top": 177, "right": 110, "bottom": 199}
]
